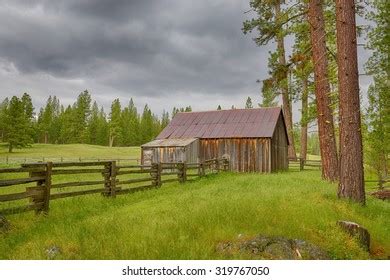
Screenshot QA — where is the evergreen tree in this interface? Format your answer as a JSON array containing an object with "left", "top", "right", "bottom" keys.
[
  {"left": 73, "top": 90, "right": 92, "bottom": 143},
  {"left": 161, "top": 110, "right": 170, "bottom": 129},
  {"left": 217, "top": 105, "right": 222, "bottom": 110},
  {"left": 0, "top": 98, "right": 9, "bottom": 142},
  {"left": 245, "top": 97, "right": 253, "bottom": 109},
  {"left": 5, "top": 95, "right": 34, "bottom": 152},
  {"left": 364, "top": 0, "right": 390, "bottom": 187},
  {"left": 243, "top": 0, "right": 298, "bottom": 159},
  {"left": 109, "top": 99, "right": 122, "bottom": 147},
  {"left": 336, "top": 0, "right": 365, "bottom": 203},
  {"left": 140, "top": 104, "right": 154, "bottom": 144}
]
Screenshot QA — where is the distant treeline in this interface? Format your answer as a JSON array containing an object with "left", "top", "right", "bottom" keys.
[{"left": 0, "top": 90, "right": 192, "bottom": 152}]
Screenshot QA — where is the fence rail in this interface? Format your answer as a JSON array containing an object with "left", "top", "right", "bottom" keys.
[
  {"left": 0, "top": 158, "right": 230, "bottom": 216},
  {"left": 0, "top": 156, "right": 141, "bottom": 165},
  {"left": 288, "top": 158, "right": 322, "bottom": 171}
]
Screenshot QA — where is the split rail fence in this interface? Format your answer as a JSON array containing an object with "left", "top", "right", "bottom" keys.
[
  {"left": 0, "top": 158, "right": 229, "bottom": 216},
  {"left": 288, "top": 158, "right": 322, "bottom": 171}
]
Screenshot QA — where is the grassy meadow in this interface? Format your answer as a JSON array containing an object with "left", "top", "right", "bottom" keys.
[
  {"left": 0, "top": 143, "right": 140, "bottom": 165},
  {"left": 0, "top": 144, "right": 389, "bottom": 260}
]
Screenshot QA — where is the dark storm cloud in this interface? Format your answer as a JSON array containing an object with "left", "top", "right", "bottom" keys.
[{"left": 0, "top": 0, "right": 372, "bottom": 117}]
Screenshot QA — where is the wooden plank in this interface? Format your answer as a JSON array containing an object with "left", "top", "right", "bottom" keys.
[
  {"left": 186, "top": 166, "right": 200, "bottom": 170},
  {"left": 0, "top": 203, "right": 42, "bottom": 216},
  {"left": 116, "top": 170, "right": 147, "bottom": 175},
  {"left": 121, "top": 169, "right": 152, "bottom": 174},
  {"left": 22, "top": 161, "right": 110, "bottom": 168},
  {"left": 161, "top": 171, "right": 180, "bottom": 175},
  {"left": 116, "top": 184, "right": 156, "bottom": 195},
  {"left": 186, "top": 174, "right": 199, "bottom": 177},
  {"left": 0, "top": 176, "right": 45, "bottom": 187},
  {"left": 0, "top": 167, "right": 45, "bottom": 174},
  {"left": 117, "top": 177, "right": 153, "bottom": 185},
  {"left": 117, "top": 165, "right": 151, "bottom": 169},
  {"left": 0, "top": 191, "right": 30, "bottom": 202},
  {"left": 51, "top": 180, "right": 105, "bottom": 189},
  {"left": 52, "top": 169, "right": 104, "bottom": 175},
  {"left": 160, "top": 178, "right": 178, "bottom": 184},
  {"left": 50, "top": 188, "right": 106, "bottom": 200}
]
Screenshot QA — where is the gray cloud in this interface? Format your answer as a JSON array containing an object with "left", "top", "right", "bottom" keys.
[{"left": 0, "top": 0, "right": 372, "bottom": 120}]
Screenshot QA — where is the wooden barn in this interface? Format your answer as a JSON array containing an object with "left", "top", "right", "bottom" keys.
[{"left": 141, "top": 107, "right": 289, "bottom": 172}]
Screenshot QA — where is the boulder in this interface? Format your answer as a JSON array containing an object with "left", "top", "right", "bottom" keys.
[
  {"left": 337, "top": 220, "right": 370, "bottom": 252},
  {"left": 217, "top": 235, "right": 329, "bottom": 260}
]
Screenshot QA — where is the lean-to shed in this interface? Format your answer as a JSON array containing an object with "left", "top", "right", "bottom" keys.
[{"left": 141, "top": 138, "right": 199, "bottom": 165}]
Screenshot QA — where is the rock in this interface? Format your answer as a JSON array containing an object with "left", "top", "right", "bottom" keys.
[
  {"left": 217, "top": 235, "right": 329, "bottom": 260},
  {"left": 337, "top": 221, "right": 370, "bottom": 252},
  {"left": 0, "top": 215, "right": 10, "bottom": 233},
  {"left": 263, "top": 239, "right": 296, "bottom": 260},
  {"left": 46, "top": 245, "right": 61, "bottom": 259},
  {"left": 293, "top": 239, "right": 330, "bottom": 260}
]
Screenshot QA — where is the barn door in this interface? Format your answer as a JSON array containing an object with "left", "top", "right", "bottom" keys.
[{"left": 143, "top": 150, "right": 153, "bottom": 165}]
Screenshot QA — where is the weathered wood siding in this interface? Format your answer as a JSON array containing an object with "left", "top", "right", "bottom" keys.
[
  {"left": 141, "top": 140, "right": 199, "bottom": 165},
  {"left": 270, "top": 115, "right": 289, "bottom": 171},
  {"left": 199, "top": 138, "right": 271, "bottom": 172}
]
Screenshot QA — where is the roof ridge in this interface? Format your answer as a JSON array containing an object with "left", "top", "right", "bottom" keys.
[{"left": 176, "top": 107, "right": 281, "bottom": 114}]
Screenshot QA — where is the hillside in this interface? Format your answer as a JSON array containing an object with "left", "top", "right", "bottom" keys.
[{"left": 0, "top": 171, "right": 388, "bottom": 259}]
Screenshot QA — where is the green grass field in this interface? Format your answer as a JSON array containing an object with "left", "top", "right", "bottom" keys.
[
  {"left": 0, "top": 144, "right": 389, "bottom": 260},
  {"left": 0, "top": 143, "right": 140, "bottom": 165}
]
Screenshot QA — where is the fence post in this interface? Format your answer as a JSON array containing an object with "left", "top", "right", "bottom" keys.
[
  {"left": 177, "top": 162, "right": 186, "bottom": 183},
  {"left": 42, "top": 162, "right": 52, "bottom": 214},
  {"left": 29, "top": 162, "right": 52, "bottom": 215},
  {"left": 299, "top": 158, "right": 304, "bottom": 171},
  {"left": 109, "top": 161, "right": 117, "bottom": 197},
  {"left": 198, "top": 163, "right": 205, "bottom": 177},
  {"left": 223, "top": 158, "right": 229, "bottom": 171},
  {"left": 151, "top": 163, "right": 162, "bottom": 187},
  {"left": 102, "top": 162, "right": 111, "bottom": 196},
  {"left": 6, "top": 156, "right": 8, "bottom": 165},
  {"left": 215, "top": 159, "right": 220, "bottom": 173}
]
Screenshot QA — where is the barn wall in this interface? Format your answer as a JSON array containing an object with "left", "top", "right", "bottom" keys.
[
  {"left": 199, "top": 138, "right": 271, "bottom": 172},
  {"left": 141, "top": 139, "right": 199, "bottom": 165},
  {"left": 270, "top": 115, "right": 289, "bottom": 171}
]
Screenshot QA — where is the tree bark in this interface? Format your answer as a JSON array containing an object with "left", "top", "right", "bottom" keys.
[
  {"left": 300, "top": 78, "right": 308, "bottom": 161},
  {"left": 275, "top": 2, "right": 297, "bottom": 160},
  {"left": 308, "top": 0, "right": 339, "bottom": 181},
  {"left": 335, "top": 0, "right": 365, "bottom": 204}
]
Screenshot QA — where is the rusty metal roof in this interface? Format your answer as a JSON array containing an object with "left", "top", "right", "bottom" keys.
[
  {"left": 141, "top": 138, "right": 198, "bottom": 147},
  {"left": 157, "top": 107, "right": 286, "bottom": 139}
]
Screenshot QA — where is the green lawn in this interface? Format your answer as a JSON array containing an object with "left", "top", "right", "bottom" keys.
[
  {"left": 0, "top": 143, "right": 140, "bottom": 165},
  {"left": 0, "top": 171, "right": 389, "bottom": 260}
]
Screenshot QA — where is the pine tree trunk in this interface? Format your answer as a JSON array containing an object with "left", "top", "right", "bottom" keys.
[
  {"left": 336, "top": 0, "right": 365, "bottom": 203},
  {"left": 275, "top": 2, "right": 296, "bottom": 160},
  {"left": 109, "top": 135, "right": 114, "bottom": 147},
  {"left": 300, "top": 78, "right": 308, "bottom": 161},
  {"left": 308, "top": 0, "right": 339, "bottom": 181}
]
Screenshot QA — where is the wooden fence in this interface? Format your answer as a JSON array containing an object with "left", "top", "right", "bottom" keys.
[
  {"left": 0, "top": 156, "right": 141, "bottom": 165},
  {"left": 288, "top": 158, "right": 322, "bottom": 171},
  {"left": 0, "top": 158, "right": 229, "bottom": 216}
]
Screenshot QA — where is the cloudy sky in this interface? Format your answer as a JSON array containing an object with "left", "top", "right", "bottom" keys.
[{"left": 0, "top": 0, "right": 372, "bottom": 120}]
